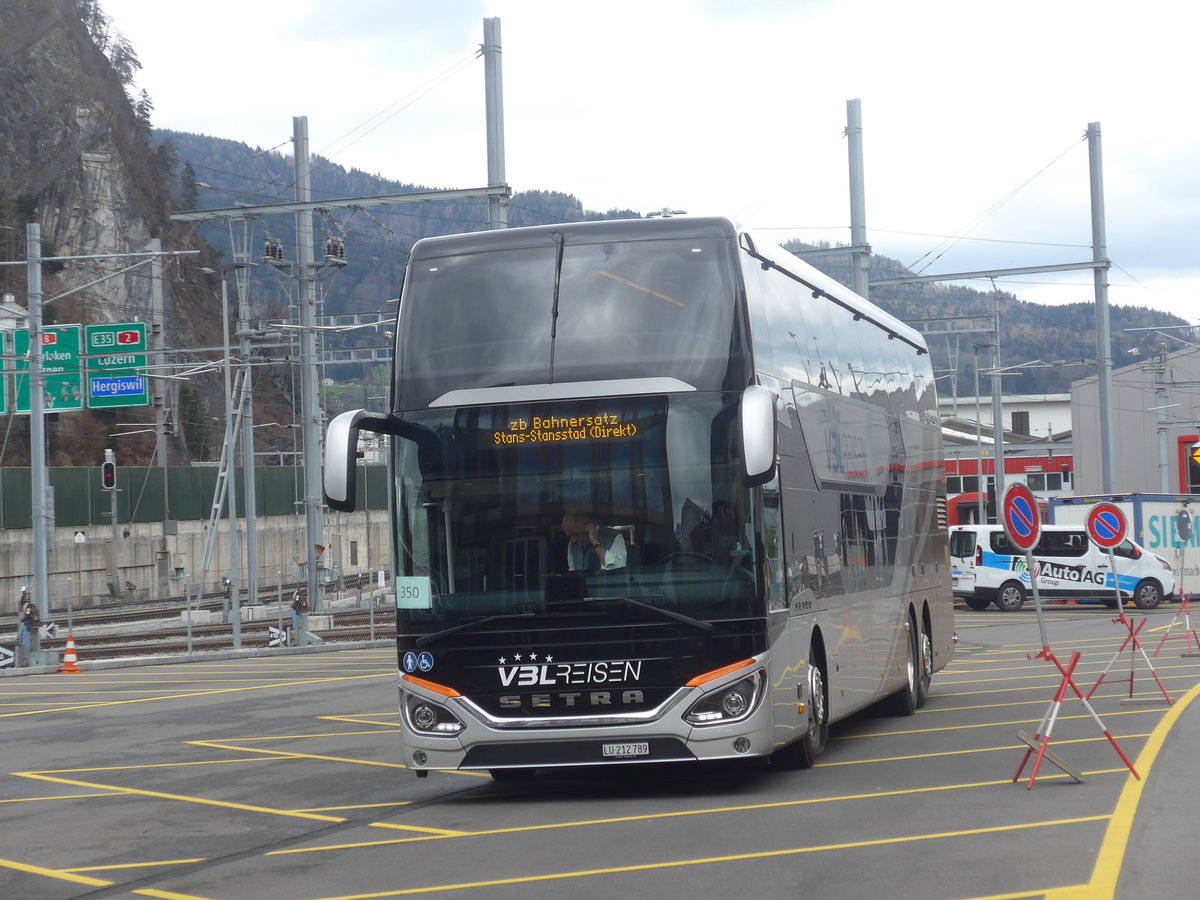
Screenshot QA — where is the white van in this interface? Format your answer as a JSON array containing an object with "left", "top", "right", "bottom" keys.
[{"left": 949, "top": 524, "right": 1175, "bottom": 611}]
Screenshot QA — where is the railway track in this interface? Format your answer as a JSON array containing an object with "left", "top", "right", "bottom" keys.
[{"left": 2, "top": 604, "right": 397, "bottom": 662}]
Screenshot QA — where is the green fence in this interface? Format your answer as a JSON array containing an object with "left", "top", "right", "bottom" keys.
[{"left": 0, "top": 465, "right": 388, "bottom": 529}]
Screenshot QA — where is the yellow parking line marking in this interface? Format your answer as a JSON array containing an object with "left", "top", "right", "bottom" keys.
[
  {"left": 14, "top": 772, "right": 346, "bottom": 822},
  {"left": 23, "top": 758, "right": 277, "bottom": 775},
  {"left": 367, "top": 823, "right": 471, "bottom": 836},
  {"left": 63, "top": 858, "right": 206, "bottom": 873},
  {"left": 2, "top": 854, "right": 215, "bottom": 898},
  {"left": 269, "top": 772, "right": 1096, "bottom": 856},
  {"left": 0, "top": 856, "right": 111, "bottom": 886},
  {"left": 832, "top": 706, "right": 1161, "bottom": 740},
  {"left": 1044, "top": 679, "right": 1200, "bottom": 900},
  {"left": 299, "top": 802, "right": 414, "bottom": 813},
  {"left": 0, "top": 673, "right": 394, "bottom": 719},
  {"left": 189, "top": 729, "right": 397, "bottom": 743},
  {"left": 0, "top": 791, "right": 126, "bottom": 803},
  {"left": 303, "top": 815, "right": 1109, "bottom": 899},
  {"left": 189, "top": 741, "right": 409, "bottom": 769}
]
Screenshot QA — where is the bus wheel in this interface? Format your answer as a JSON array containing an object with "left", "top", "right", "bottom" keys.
[
  {"left": 963, "top": 597, "right": 990, "bottom": 611},
  {"left": 883, "top": 615, "right": 921, "bottom": 717},
  {"left": 775, "top": 646, "right": 828, "bottom": 769},
  {"left": 1132, "top": 579, "right": 1163, "bottom": 610},
  {"left": 916, "top": 625, "right": 933, "bottom": 708},
  {"left": 995, "top": 581, "right": 1026, "bottom": 612}
]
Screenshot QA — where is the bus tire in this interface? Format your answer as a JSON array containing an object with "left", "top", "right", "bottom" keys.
[
  {"left": 995, "top": 581, "right": 1026, "bottom": 612},
  {"left": 882, "top": 614, "right": 921, "bottom": 717},
  {"left": 963, "top": 596, "right": 990, "bottom": 611},
  {"left": 1132, "top": 579, "right": 1163, "bottom": 610},
  {"left": 775, "top": 643, "right": 828, "bottom": 769},
  {"left": 916, "top": 616, "right": 933, "bottom": 709}
]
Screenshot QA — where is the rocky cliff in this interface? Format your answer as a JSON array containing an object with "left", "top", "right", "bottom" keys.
[{"left": 0, "top": 0, "right": 225, "bottom": 465}]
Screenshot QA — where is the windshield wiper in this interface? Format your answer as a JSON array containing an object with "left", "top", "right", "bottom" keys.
[
  {"left": 415, "top": 596, "right": 713, "bottom": 646},
  {"left": 415, "top": 612, "right": 533, "bottom": 647},
  {"left": 587, "top": 594, "right": 714, "bottom": 632}
]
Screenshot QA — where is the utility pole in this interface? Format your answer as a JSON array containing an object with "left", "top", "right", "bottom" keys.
[
  {"left": 149, "top": 238, "right": 175, "bottom": 603},
  {"left": 294, "top": 115, "right": 325, "bottom": 619},
  {"left": 483, "top": 17, "right": 508, "bottom": 230},
  {"left": 846, "top": 99, "right": 870, "bottom": 300},
  {"left": 1088, "top": 122, "right": 1117, "bottom": 493},
  {"left": 990, "top": 291, "right": 1006, "bottom": 504},
  {"left": 27, "top": 224, "right": 48, "bottom": 659},
  {"left": 233, "top": 226, "right": 259, "bottom": 609},
  {"left": 3, "top": 230, "right": 197, "bottom": 647}
]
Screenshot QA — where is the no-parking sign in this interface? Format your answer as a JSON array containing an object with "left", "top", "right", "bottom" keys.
[
  {"left": 1002, "top": 483, "right": 1041, "bottom": 551},
  {"left": 1086, "top": 502, "right": 1127, "bottom": 549}
]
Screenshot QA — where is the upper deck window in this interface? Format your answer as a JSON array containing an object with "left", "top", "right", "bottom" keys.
[{"left": 395, "top": 235, "right": 748, "bottom": 409}]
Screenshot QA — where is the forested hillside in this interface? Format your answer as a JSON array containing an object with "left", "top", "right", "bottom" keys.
[
  {"left": 790, "top": 243, "right": 1185, "bottom": 396},
  {"left": 156, "top": 130, "right": 1188, "bottom": 396}
]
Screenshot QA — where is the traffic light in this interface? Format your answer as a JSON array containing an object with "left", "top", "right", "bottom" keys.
[{"left": 101, "top": 460, "right": 116, "bottom": 490}]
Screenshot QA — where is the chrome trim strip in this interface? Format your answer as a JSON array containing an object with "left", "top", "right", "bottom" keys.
[
  {"left": 429, "top": 377, "right": 696, "bottom": 408},
  {"left": 449, "top": 687, "right": 692, "bottom": 730}
]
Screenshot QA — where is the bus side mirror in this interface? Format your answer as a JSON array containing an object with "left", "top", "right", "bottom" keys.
[
  {"left": 740, "top": 384, "right": 776, "bottom": 487},
  {"left": 324, "top": 409, "right": 391, "bottom": 512}
]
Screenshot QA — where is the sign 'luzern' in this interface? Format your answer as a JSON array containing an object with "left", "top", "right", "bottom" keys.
[
  {"left": 7, "top": 323, "right": 149, "bottom": 413},
  {"left": 85, "top": 323, "right": 149, "bottom": 409}
]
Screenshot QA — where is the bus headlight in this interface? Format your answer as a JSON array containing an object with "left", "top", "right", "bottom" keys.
[
  {"left": 684, "top": 669, "right": 765, "bottom": 726},
  {"left": 404, "top": 695, "right": 465, "bottom": 735}
]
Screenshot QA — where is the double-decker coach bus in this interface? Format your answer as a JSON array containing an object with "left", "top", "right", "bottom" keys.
[{"left": 324, "top": 215, "right": 953, "bottom": 778}]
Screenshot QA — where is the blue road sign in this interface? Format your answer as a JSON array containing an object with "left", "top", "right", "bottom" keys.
[
  {"left": 1002, "top": 483, "right": 1041, "bottom": 551},
  {"left": 1086, "top": 502, "right": 1127, "bottom": 549}
]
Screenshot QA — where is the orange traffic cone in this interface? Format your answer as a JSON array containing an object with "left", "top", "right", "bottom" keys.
[{"left": 58, "top": 634, "right": 81, "bottom": 673}]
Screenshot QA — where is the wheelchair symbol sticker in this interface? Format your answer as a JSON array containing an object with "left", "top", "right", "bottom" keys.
[{"left": 417, "top": 651, "right": 434, "bottom": 672}]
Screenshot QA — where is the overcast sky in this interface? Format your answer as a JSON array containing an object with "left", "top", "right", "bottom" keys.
[{"left": 100, "top": 0, "right": 1198, "bottom": 325}]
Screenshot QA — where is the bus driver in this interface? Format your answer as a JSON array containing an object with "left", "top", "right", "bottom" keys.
[{"left": 562, "top": 510, "right": 627, "bottom": 572}]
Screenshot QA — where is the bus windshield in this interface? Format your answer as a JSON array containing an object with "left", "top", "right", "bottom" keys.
[
  {"left": 395, "top": 235, "right": 746, "bottom": 410},
  {"left": 391, "top": 393, "right": 763, "bottom": 635}
]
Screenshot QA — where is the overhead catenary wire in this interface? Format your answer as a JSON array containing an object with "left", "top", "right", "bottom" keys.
[{"left": 907, "top": 135, "right": 1088, "bottom": 275}]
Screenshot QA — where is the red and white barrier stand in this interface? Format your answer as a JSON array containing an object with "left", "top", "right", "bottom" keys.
[
  {"left": 1013, "top": 646, "right": 1140, "bottom": 789},
  {"left": 1152, "top": 593, "right": 1200, "bottom": 657},
  {"left": 1009, "top": 497, "right": 1140, "bottom": 789},
  {"left": 1086, "top": 610, "right": 1172, "bottom": 706}
]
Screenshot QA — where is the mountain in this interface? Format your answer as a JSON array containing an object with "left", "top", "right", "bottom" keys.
[
  {"left": 0, "top": 0, "right": 324, "bottom": 466},
  {"left": 780, "top": 243, "right": 1188, "bottom": 396},
  {"left": 154, "top": 128, "right": 641, "bottom": 318},
  {"left": 155, "top": 127, "right": 1187, "bottom": 395},
  {"left": 2, "top": 0, "right": 1188, "bottom": 474}
]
